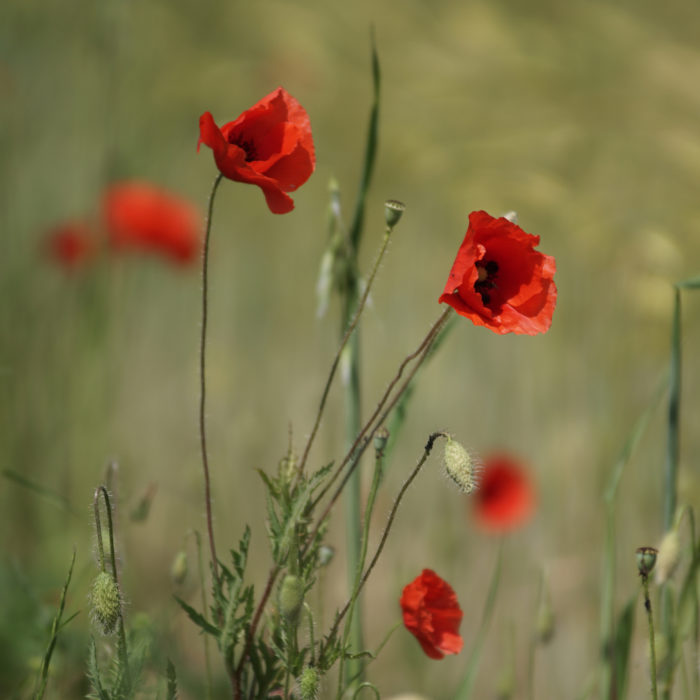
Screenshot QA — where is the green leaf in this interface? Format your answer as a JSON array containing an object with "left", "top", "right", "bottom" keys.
[
  {"left": 611, "top": 598, "right": 636, "bottom": 699},
  {"left": 165, "top": 658, "right": 178, "bottom": 700},
  {"left": 86, "top": 638, "right": 110, "bottom": 700},
  {"left": 675, "top": 274, "right": 700, "bottom": 289},
  {"left": 174, "top": 596, "right": 220, "bottom": 638}
]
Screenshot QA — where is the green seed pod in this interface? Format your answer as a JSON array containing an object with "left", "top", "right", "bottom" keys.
[
  {"left": 170, "top": 550, "right": 188, "bottom": 585},
  {"left": 384, "top": 199, "right": 406, "bottom": 230},
  {"left": 279, "top": 574, "right": 305, "bottom": 626},
  {"left": 90, "top": 571, "right": 121, "bottom": 635},
  {"left": 443, "top": 436, "right": 480, "bottom": 494},
  {"left": 298, "top": 666, "right": 320, "bottom": 700},
  {"left": 636, "top": 546, "right": 658, "bottom": 577}
]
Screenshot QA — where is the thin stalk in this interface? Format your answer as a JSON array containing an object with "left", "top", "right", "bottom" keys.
[
  {"left": 642, "top": 574, "right": 659, "bottom": 700},
  {"left": 661, "top": 287, "right": 681, "bottom": 700},
  {"left": 454, "top": 540, "right": 504, "bottom": 700},
  {"left": 337, "top": 429, "right": 387, "bottom": 694},
  {"left": 93, "top": 486, "right": 130, "bottom": 688},
  {"left": 326, "top": 432, "right": 445, "bottom": 647},
  {"left": 199, "top": 172, "right": 224, "bottom": 585},
  {"left": 190, "top": 530, "right": 213, "bottom": 700}
]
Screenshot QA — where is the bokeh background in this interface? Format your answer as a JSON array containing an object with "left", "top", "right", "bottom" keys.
[{"left": 2, "top": 0, "right": 700, "bottom": 697}]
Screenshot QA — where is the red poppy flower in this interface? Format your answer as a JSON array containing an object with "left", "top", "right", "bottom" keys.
[
  {"left": 198, "top": 87, "right": 315, "bottom": 214},
  {"left": 473, "top": 453, "right": 535, "bottom": 533},
  {"left": 439, "top": 211, "right": 557, "bottom": 335},
  {"left": 400, "top": 569, "right": 464, "bottom": 659},
  {"left": 45, "top": 221, "right": 98, "bottom": 269},
  {"left": 102, "top": 182, "right": 201, "bottom": 264}
]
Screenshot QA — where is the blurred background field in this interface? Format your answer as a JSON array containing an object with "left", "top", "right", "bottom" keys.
[{"left": 2, "top": 0, "right": 700, "bottom": 697}]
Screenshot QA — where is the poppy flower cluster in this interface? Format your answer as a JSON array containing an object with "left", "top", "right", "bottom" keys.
[
  {"left": 471, "top": 452, "right": 536, "bottom": 533},
  {"left": 198, "top": 87, "right": 315, "bottom": 214},
  {"left": 440, "top": 210, "right": 557, "bottom": 335},
  {"left": 44, "top": 182, "right": 202, "bottom": 270},
  {"left": 400, "top": 569, "right": 464, "bottom": 659}
]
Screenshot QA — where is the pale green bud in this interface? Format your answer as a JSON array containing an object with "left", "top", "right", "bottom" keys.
[
  {"left": 171, "top": 550, "right": 188, "bottom": 585},
  {"left": 90, "top": 571, "right": 121, "bottom": 635},
  {"left": 279, "top": 575, "right": 305, "bottom": 625},
  {"left": 443, "top": 437, "right": 480, "bottom": 494}
]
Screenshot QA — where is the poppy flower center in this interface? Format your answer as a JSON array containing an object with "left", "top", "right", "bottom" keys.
[
  {"left": 474, "top": 259, "right": 499, "bottom": 305},
  {"left": 236, "top": 138, "right": 258, "bottom": 162}
]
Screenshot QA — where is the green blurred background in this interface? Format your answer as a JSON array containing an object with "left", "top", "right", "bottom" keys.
[{"left": 2, "top": 0, "right": 700, "bottom": 696}]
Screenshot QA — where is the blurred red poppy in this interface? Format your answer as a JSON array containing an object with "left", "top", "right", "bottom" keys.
[
  {"left": 45, "top": 221, "right": 98, "bottom": 269},
  {"left": 400, "top": 569, "right": 463, "bottom": 659},
  {"left": 198, "top": 87, "right": 315, "bottom": 214},
  {"left": 439, "top": 211, "right": 556, "bottom": 335},
  {"left": 473, "top": 453, "right": 535, "bottom": 533},
  {"left": 103, "top": 182, "right": 201, "bottom": 264}
]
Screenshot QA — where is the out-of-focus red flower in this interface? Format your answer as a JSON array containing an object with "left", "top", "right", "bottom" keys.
[
  {"left": 198, "top": 87, "right": 315, "bottom": 214},
  {"left": 103, "top": 182, "right": 201, "bottom": 264},
  {"left": 439, "top": 211, "right": 557, "bottom": 335},
  {"left": 45, "top": 221, "right": 98, "bottom": 269},
  {"left": 400, "top": 569, "right": 464, "bottom": 659},
  {"left": 473, "top": 453, "right": 535, "bottom": 533}
]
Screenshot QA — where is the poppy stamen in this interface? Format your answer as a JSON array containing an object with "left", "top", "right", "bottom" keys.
[{"left": 474, "top": 259, "right": 499, "bottom": 306}]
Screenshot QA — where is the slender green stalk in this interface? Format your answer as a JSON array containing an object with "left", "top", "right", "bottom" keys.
[
  {"left": 190, "top": 529, "right": 213, "bottom": 700},
  {"left": 642, "top": 574, "right": 659, "bottom": 700},
  {"left": 454, "top": 540, "right": 504, "bottom": 700},
  {"left": 337, "top": 429, "right": 388, "bottom": 694},
  {"left": 34, "top": 548, "right": 77, "bottom": 700},
  {"left": 199, "top": 172, "right": 224, "bottom": 585},
  {"left": 93, "top": 486, "right": 130, "bottom": 687},
  {"left": 326, "top": 432, "right": 445, "bottom": 650},
  {"left": 661, "top": 287, "right": 681, "bottom": 700}
]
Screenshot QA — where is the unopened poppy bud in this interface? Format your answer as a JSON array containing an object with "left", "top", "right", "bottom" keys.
[
  {"left": 384, "top": 199, "right": 406, "bottom": 230},
  {"left": 636, "top": 546, "right": 658, "bottom": 577},
  {"left": 536, "top": 595, "right": 555, "bottom": 644},
  {"left": 90, "top": 571, "right": 121, "bottom": 635},
  {"left": 279, "top": 574, "right": 305, "bottom": 625},
  {"left": 298, "top": 666, "right": 320, "bottom": 700},
  {"left": 374, "top": 426, "right": 390, "bottom": 456},
  {"left": 171, "top": 550, "right": 188, "bottom": 585},
  {"left": 655, "top": 530, "right": 681, "bottom": 584},
  {"left": 443, "top": 436, "right": 480, "bottom": 494}
]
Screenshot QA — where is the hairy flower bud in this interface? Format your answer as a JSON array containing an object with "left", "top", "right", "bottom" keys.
[
  {"left": 443, "top": 436, "right": 480, "bottom": 494},
  {"left": 279, "top": 574, "right": 305, "bottom": 625},
  {"left": 90, "top": 571, "right": 121, "bottom": 635},
  {"left": 298, "top": 666, "right": 320, "bottom": 700},
  {"left": 171, "top": 550, "right": 188, "bottom": 585}
]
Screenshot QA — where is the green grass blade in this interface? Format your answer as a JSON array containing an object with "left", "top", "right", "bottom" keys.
[
  {"left": 34, "top": 548, "right": 77, "bottom": 700},
  {"left": 675, "top": 274, "right": 700, "bottom": 289},
  {"left": 611, "top": 597, "right": 636, "bottom": 700},
  {"left": 2, "top": 468, "right": 79, "bottom": 516},
  {"left": 348, "top": 29, "right": 381, "bottom": 252}
]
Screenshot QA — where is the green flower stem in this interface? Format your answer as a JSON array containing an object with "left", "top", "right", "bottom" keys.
[
  {"left": 454, "top": 539, "right": 504, "bottom": 700},
  {"left": 190, "top": 529, "right": 213, "bottom": 700},
  {"left": 337, "top": 428, "right": 387, "bottom": 694},
  {"left": 311, "top": 307, "right": 453, "bottom": 514},
  {"left": 325, "top": 432, "right": 446, "bottom": 651},
  {"left": 93, "top": 486, "right": 129, "bottom": 687},
  {"left": 642, "top": 573, "right": 659, "bottom": 700},
  {"left": 199, "top": 172, "right": 224, "bottom": 586}
]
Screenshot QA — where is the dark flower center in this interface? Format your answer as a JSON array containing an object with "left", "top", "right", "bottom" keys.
[
  {"left": 236, "top": 138, "right": 258, "bottom": 162},
  {"left": 474, "top": 259, "right": 499, "bottom": 306}
]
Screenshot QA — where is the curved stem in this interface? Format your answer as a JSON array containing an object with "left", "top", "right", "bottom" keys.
[
  {"left": 299, "top": 226, "right": 393, "bottom": 476},
  {"left": 326, "top": 432, "right": 445, "bottom": 646},
  {"left": 199, "top": 173, "right": 224, "bottom": 584}
]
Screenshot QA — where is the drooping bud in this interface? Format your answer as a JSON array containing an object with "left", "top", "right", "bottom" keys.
[
  {"left": 170, "top": 550, "right": 188, "bottom": 585},
  {"left": 279, "top": 575, "right": 305, "bottom": 625},
  {"left": 443, "top": 436, "right": 480, "bottom": 494},
  {"left": 384, "top": 199, "right": 406, "bottom": 230},
  {"left": 636, "top": 546, "right": 658, "bottom": 578},
  {"left": 298, "top": 666, "right": 320, "bottom": 700},
  {"left": 655, "top": 529, "right": 681, "bottom": 585},
  {"left": 90, "top": 571, "right": 121, "bottom": 635}
]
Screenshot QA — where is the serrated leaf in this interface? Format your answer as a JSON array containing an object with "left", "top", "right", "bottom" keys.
[
  {"left": 174, "top": 596, "right": 220, "bottom": 638},
  {"left": 165, "top": 658, "right": 177, "bottom": 700}
]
